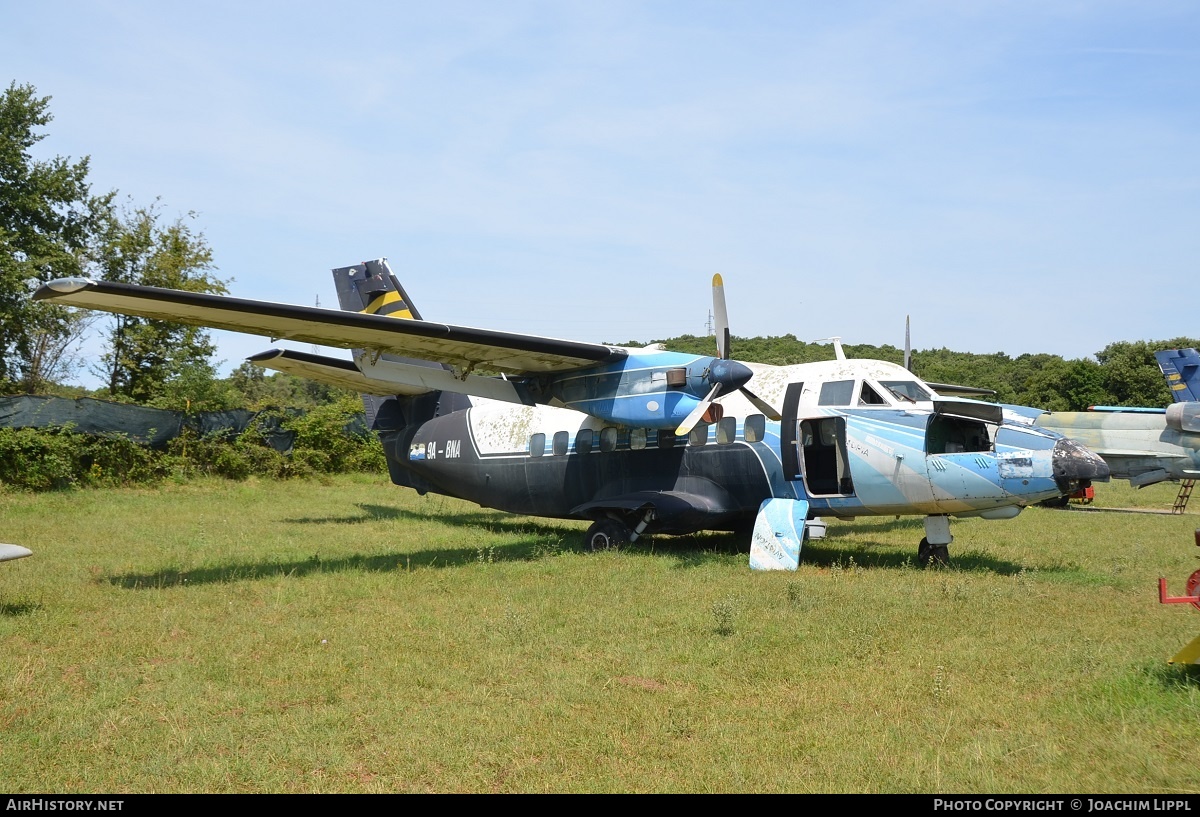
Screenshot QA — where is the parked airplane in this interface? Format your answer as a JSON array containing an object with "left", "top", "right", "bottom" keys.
[
  {"left": 1024, "top": 349, "right": 1200, "bottom": 489},
  {"left": 34, "top": 261, "right": 1110, "bottom": 569}
]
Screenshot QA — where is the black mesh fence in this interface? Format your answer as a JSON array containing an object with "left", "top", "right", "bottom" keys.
[{"left": 0, "top": 396, "right": 324, "bottom": 453}]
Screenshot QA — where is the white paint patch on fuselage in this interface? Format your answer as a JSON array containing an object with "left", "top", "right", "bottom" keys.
[
  {"left": 708, "top": 359, "right": 931, "bottom": 417},
  {"left": 468, "top": 398, "right": 600, "bottom": 456}
]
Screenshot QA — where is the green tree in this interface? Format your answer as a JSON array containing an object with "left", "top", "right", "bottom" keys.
[
  {"left": 0, "top": 81, "right": 112, "bottom": 392},
  {"left": 93, "top": 200, "right": 230, "bottom": 407},
  {"left": 225, "top": 361, "right": 352, "bottom": 411}
]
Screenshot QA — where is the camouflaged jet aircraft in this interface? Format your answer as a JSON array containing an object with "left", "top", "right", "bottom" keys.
[
  {"left": 1018, "top": 348, "right": 1200, "bottom": 490},
  {"left": 35, "top": 261, "right": 1109, "bottom": 569}
]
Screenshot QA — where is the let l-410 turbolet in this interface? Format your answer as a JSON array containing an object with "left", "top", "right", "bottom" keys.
[{"left": 35, "top": 261, "right": 1109, "bottom": 569}]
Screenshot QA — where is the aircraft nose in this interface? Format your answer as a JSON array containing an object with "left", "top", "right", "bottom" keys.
[
  {"left": 1051, "top": 437, "right": 1110, "bottom": 493},
  {"left": 708, "top": 359, "right": 754, "bottom": 392}
]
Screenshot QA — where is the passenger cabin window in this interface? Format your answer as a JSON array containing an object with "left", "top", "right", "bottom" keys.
[
  {"left": 688, "top": 423, "right": 708, "bottom": 447},
  {"left": 630, "top": 428, "right": 647, "bottom": 450},
  {"left": 744, "top": 414, "right": 765, "bottom": 442},
  {"left": 858, "top": 383, "right": 887, "bottom": 405},
  {"left": 553, "top": 431, "right": 569, "bottom": 456},
  {"left": 658, "top": 430, "right": 676, "bottom": 449},
  {"left": 716, "top": 417, "right": 737, "bottom": 445},
  {"left": 818, "top": 380, "right": 855, "bottom": 406},
  {"left": 600, "top": 427, "right": 618, "bottom": 453},
  {"left": 575, "top": 428, "right": 593, "bottom": 454},
  {"left": 529, "top": 433, "right": 546, "bottom": 457}
]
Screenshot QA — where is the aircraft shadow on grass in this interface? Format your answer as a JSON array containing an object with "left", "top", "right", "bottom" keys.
[
  {"left": 0, "top": 601, "right": 42, "bottom": 617},
  {"left": 107, "top": 506, "right": 1037, "bottom": 590}
]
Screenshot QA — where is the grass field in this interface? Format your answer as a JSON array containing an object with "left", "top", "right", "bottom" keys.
[{"left": 1, "top": 475, "right": 1198, "bottom": 793}]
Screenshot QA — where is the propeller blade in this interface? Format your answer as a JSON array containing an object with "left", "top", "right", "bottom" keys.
[
  {"left": 676, "top": 383, "right": 723, "bottom": 437},
  {"left": 739, "top": 386, "right": 782, "bottom": 421},
  {"left": 904, "top": 315, "right": 911, "bottom": 371},
  {"left": 712, "top": 273, "right": 730, "bottom": 360}
]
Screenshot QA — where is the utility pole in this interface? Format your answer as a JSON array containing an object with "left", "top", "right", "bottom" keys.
[{"left": 313, "top": 296, "right": 321, "bottom": 354}]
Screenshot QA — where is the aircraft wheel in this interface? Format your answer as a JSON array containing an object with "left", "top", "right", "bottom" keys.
[
  {"left": 918, "top": 538, "right": 949, "bottom": 568},
  {"left": 585, "top": 519, "right": 629, "bottom": 552}
]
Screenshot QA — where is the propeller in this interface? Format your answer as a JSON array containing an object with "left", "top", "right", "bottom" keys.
[
  {"left": 676, "top": 274, "right": 782, "bottom": 436},
  {"left": 901, "top": 315, "right": 997, "bottom": 398},
  {"left": 904, "top": 315, "right": 911, "bottom": 371}
]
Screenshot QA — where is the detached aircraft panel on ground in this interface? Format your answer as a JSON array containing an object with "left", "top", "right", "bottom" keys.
[{"left": 35, "top": 259, "right": 1110, "bottom": 569}]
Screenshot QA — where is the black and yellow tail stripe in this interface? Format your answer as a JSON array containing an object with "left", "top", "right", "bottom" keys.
[{"left": 361, "top": 290, "right": 413, "bottom": 319}]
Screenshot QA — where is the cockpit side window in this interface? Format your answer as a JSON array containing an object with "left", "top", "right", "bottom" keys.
[
  {"left": 818, "top": 380, "right": 855, "bottom": 406},
  {"left": 858, "top": 383, "right": 887, "bottom": 405}
]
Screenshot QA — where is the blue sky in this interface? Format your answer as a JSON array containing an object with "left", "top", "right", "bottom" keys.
[{"left": 5, "top": 1, "right": 1199, "bottom": 385}]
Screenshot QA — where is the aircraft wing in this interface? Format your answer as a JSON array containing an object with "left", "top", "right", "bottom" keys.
[{"left": 34, "top": 278, "right": 625, "bottom": 376}]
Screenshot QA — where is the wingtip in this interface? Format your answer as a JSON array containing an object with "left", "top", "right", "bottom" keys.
[{"left": 33, "top": 277, "right": 95, "bottom": 299}]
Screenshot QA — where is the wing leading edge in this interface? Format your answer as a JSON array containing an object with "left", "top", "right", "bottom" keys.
[{"left": 34, "top": 278, "right": 625, "bottom": 376}]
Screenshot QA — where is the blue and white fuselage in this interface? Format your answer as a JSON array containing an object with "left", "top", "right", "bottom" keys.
[{"left": 396, "top": 357, "right": 1107, "bottom": 537}]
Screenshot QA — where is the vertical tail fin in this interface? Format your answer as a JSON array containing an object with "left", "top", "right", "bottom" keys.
[
  {"left": 1155, "top": 348, "right": 1200, "bottom": 403},
  {"left": 329, "top": 258, "right": 470, "bottom": 494},
  {"left": 332, "top": 258, "right": 423, "bottom": 319}
]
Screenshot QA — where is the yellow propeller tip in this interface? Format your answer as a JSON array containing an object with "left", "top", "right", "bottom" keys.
[{"left": 712, "top": 273, "right": 723, "bottom": 286}]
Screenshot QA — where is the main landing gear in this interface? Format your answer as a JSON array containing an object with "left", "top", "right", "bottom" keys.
[
  {"left": 583, "top": 509, "right": 656, "bottom": 552},
  {"left": 584, "top": 519, "right": 630, "bottom": 551},
  {"left": 918, "top": 515, "right": 952, "bottom": 567}
]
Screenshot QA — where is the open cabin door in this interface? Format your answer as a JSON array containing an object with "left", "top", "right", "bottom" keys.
[{"left": 779, "top": 381, "right": 856, "bottom": 497}]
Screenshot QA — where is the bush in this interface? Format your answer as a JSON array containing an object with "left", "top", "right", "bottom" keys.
[{"left": 0, "top": 399, "right": 384, "bottom": 492}]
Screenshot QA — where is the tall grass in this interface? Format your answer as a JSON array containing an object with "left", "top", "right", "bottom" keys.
[{"left": 1, "top": 476, "right": 1197, "bottom": 793}]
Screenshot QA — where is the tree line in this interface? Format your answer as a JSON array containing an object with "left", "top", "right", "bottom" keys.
[{"left": 637, "top": 334, "right": 1200, "bottom": 411}]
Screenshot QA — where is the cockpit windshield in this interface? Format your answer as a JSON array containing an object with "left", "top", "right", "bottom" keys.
[{"left": 878, "top": 380, "right": 933, "bottom": 403}]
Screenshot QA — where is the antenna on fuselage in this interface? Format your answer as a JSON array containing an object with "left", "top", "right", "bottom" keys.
[{"left": 811, "top": 336, "right": 846, "bottom": 361}]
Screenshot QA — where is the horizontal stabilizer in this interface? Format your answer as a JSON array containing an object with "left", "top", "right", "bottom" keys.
[
  {"left": 249, "top": 350, "right": 535, "bottom": 405},
  {"left": 247, "top": 350, "right": 431, "bottom": 396}
]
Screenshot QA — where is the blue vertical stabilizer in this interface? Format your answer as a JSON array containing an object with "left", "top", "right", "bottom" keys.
[{"left": 1155, "top": 348, "right": 1200, "bottom": 403}]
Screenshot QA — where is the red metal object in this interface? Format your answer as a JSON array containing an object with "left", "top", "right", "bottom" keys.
[
  {"left": 1158, "top": 529, "right": 1200, "bottom": 609},
  {"left": 1159, "top": 573, "right": 1200, "bottom": 610}
]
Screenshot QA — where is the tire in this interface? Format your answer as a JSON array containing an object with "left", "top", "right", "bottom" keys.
[
  {"left": 585, "top": 519, "right": 630, "bottom": 552},
  {"left": 918, "top": 537, "right": 949, "bottom": 567}
]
